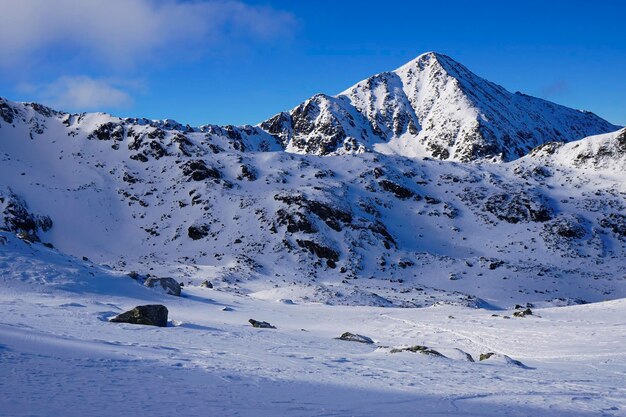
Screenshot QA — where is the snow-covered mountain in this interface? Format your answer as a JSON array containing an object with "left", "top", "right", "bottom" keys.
[
  {"left": 259, "top": 52, "right": 619, "bottom": 161},
  {"left": 3, "top": 51, "right": 626, "bottom": 417},
  {"left": 1, "top": 74, "right": 625, "bottom": 308}
]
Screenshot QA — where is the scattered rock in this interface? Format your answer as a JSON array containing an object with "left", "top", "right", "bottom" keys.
[
  {"left": 188, "top": 224, "right": 210, "bottom": 240},
  {"left": 181, "top": 160, "right": 221, "bottom": 182},
  {"left": 483, "top": 192, "right": 553, "bottom": 223},
  {"left": 336, "top": 332, "right": 374, "bottom": 344},
  {"left": 144, "top": 277, "right": 181, "bottom": 296},
  {"left": 513, "top": 308, "right": 533, "bottom": 318},
  {"left": 390, "top": 345, "right": 445, "bottom": 357},
  {"left": 296, "top": 239, "right": 339, "bottom": 262},
  {"left": 479, "top": 352, "right": 528, "bottom": 368},
  {"left": 127, "top": 271, "right": 141, "bottom": 280},
  {"left": 249, "top": 319, "right": 276, "bottom": 329},
  {"left": 600, "top": 213, "right": 626, "bottom": 237},
  {"left": 200, "top": 280, "right": 213, "bottom": 288},
  {"left": 378, "top": 180, "right": 415, "bottom": 199},
  {"left": 109, "top": 305, "right": 168, "bottom": 327}
]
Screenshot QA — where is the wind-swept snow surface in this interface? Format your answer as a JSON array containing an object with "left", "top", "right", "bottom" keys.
[{"left": 0, "top": 235, "right": 625, "bottom": 416}]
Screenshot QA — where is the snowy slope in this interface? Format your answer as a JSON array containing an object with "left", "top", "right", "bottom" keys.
[
  {"left": 528, "top": 127, "right": 626, "bottom": 171},
  {"left": 1, "top": 96, "right": 625, "bottom": 309},
  {"left": 260, "top": 52, "right": 619, "bottom": 161},
  {"left": 1, "top": 233, "right": 625, "bottom": 417}
]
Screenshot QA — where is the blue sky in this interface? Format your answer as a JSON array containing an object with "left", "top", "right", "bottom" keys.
[{"left": 0, "top": 0, "right": 624, "bottom": 127}]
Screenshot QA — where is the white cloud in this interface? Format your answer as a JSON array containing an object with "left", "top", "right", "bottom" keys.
[
  {"left": 0, "top": 0, "right": 296, "bottom": 69},
  {"left": 36, "top": 77, "right": 134, "bottom": 111}
]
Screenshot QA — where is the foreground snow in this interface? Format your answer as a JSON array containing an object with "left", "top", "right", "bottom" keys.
[{"left": 1, "top": 235, "right": 624, "bottom": 416}]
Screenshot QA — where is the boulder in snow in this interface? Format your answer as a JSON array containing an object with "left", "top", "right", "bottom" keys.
[
  {"left": 249, "top": 319, "right": 276, "bottom": 329},
  {"left": 389, "top": 345, "right": 445, "bottom": 357},
  {"left": 336, "top": 332, "right": 374, "bottom": 344},
  {"left": 110, "top": 305, "right": 168, "bottom": 327},
  {"left": 144, "top": 277, "right": 181, "bottom": 296},
  {"left": 479, "top": 352, "right": 528, "bottom": 368}
]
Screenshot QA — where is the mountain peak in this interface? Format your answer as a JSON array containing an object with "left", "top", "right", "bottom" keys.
[
  {"left": 259, "top": 53, "right": 618, "bottom": 161},
  {"left": 396, "top": 51, "right": 461, "bottom": 74}
]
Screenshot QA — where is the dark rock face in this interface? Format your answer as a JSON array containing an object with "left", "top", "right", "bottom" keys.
[
  {"left": 88, "top": 122, "right": 125, "bottom": 141},
  {"left": 188, "top": 223, "right": 210, "bottom": 240},
  {"left": 292, "top": 102, "right": 345, "bottom": 154},
  {"left": 144, "top": 277, "right": 181, "bottom": 296},
  {"left": 181, "top": 160, "right": 221, "bottom": 182},
  {"left": 248, "top": 319, "right": 276, "bottom": 329},
  {"left": 0, "top": 100, "right": 16, "bottom": 124},
  {"left": 274, "top": 193, "right": 352, "bottom": 232},
  {"left": 296, "top": 239, "right": 339, "bottom": 262},
  {"left": 259, "top": 112, "right": 292, "bottom": 148},
  {"left": 483, "top": 192, "right": 553, "bottom": 223},
  {"left": 390, "top": 345, "right": 445, "bottom": 357},
  {"left": 276, "top": 208, "right": 317, "bottom": 234},
  {"left": 239, "top": 164, "right": 257, "bottom": 181},
  {"left": 0, "top": 188, "right": 52, "bottom": 242},
  {"left": 378, "top": 180, "right": 415, "bottom": 200},
  {"left": 110, "top": 305, "right": 168, "bottom": 327},
  {"left": 617, "top": 129, "right": 626, "bottom": 151},
  {"left": 336, "top": 332, "right": 374, "bottom": 344}
]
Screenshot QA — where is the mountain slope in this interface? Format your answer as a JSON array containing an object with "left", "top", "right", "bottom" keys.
[
  {"left": 528, "top": 127, "right": 626, "bottom": 171},
  {"left": 1, "top": 96, "right": 625, "bottom": 308},
  {"left": 259, "top": 52, "right": 619, "bottom": 161}
]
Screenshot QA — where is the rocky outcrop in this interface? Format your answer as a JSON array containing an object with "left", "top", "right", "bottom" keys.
[
  {"left": 600, "top": 213, "right": 626, "bottom": 238},
  {"left": 478, "top": 352, "right": 527, "bottom": 368},
  {"left": 110, "top": 305, "right": 169, "bottom": 327},
  {"left": 188, "top": 223, "right": 210, "bottom": 240},
  {"left": 181, "top": 160, "right": 221, "bottom": 182},
  {"left": 336, "top": 332, "right": 374, "bottom": 344},
  {"left": 389, "top": 345, "right": 445, "bottom": 357},
  {"left": 513, "top": 308, "right": 533, "bottom": 318},
  {"left": 144, "top": 277, "right": 181, "bottom": 296},
  {"left": 483, "top": 192, "right": 553, "bottom": 223},
  {"left": 0, "top": 187, "right": 52, "bottom": 242},
  {"left": 249, "top": 319, "right": 276, "bottom": 329}
]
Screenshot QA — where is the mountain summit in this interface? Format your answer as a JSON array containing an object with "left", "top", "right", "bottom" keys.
[{"left": 259, "top": 52, "right": 618, "bottom": 161}]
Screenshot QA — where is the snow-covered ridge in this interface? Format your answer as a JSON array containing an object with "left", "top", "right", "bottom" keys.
[
  {"left": 528, "top": 127, "right": 626, "bottom": 170},
  {"left": 1, "top": 90, "right": 625, "bottom": 308},
  {"left": 261, "top": 52, "right": 620, "bottom": 161}
]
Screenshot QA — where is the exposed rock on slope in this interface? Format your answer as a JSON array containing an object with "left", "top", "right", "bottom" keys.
[{"left": 528, "top": 128, "right": 626, "bottom": 170}]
